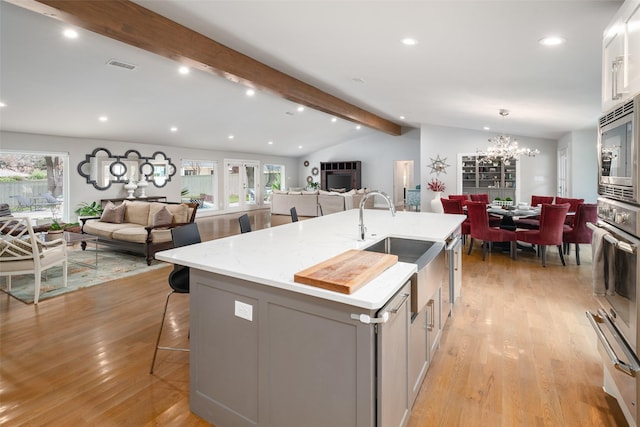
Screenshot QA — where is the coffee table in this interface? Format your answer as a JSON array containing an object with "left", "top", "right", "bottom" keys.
[{"left": 47, "top": 231, "right": 99, "bottom": 269}]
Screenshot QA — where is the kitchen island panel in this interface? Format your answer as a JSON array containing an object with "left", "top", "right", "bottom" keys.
[{"left": 190, "top": 269, "right": 379, "bottom": 427}]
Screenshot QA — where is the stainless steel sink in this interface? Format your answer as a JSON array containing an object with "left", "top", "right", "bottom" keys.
[
  {"left": 363, "top": 237, "right": 437, "bottom": 270},
  {"left": 364, "top": 237, "right": 445, "bottom": 316}
]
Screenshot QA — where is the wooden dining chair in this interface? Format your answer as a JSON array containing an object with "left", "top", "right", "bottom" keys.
[{"left": 515, "top": 203, "right": 570, "bottom": 267}]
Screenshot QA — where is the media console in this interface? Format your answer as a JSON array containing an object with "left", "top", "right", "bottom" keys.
[{"left": 320, "top": 161, "right": 361, "bottom": 191}]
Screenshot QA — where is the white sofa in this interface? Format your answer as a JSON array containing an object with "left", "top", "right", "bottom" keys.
[{"left": 270, "top": 189, "right": 373, "bottom": 217}]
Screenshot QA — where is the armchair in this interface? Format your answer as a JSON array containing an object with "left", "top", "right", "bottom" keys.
[{"left": 0, "top": 216, "right": 68, "bottom": 304}]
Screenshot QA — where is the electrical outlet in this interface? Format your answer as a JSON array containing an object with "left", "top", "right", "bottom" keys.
[{"left": 234, "top": 300, "right": 253, "bottom": 321}]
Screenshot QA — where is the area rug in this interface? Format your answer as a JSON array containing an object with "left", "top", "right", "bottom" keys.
[{"left": 0, "top": 248, "right": 170, "bottom": 304}]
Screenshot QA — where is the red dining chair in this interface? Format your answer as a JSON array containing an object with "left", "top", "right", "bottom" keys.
[
  {"left": 562, "top": 203, "right": 597, "bottom": 265},
  {"left": 515, "top": 203, "right": 570, "bottom": 267},
  {"left": 470, "top": 193, "right": 489, "bottom": 203},
  {"left": 555, "top": 197, "right": 584, "bottom": 226},
  {"left": 466, "top": 202, "right": 517, "bottom": 261},
  {"left": 530, "top": 195, "right": 554, "bottom": 207},
  {"left": 441, "top": 198, "right": 470, "bottom": 244},
  {"left": 448, "top": 194, "right": 469, "bottom": 207}
]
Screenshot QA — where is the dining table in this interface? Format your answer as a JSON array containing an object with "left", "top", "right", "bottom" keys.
[{"left": 486, "top": 205, "right": 542, "bottom": 230}]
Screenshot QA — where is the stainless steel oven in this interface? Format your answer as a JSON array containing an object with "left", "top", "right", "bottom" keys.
[
  {"left": 598, "top": 94, "right": 639, "bottom": 204},
  {"left": 587, "top": 197, "right": 640, "bottom": 426}
]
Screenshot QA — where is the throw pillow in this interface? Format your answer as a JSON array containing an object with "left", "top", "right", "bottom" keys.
[
  {"left": 329, "top": 187, "right": 346, "bottom": 193},
  {"left": 152, "top": 206, "right": 174, "bottom": 227},
  {"left": 100, "top": 202, "right": 125, "bottom": 224},
  {"left": 0, "top": 238, "right": 43, "bottom": 258}
]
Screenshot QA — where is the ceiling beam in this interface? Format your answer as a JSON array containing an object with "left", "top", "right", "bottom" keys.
[{"left": 8, "top": 0, "right": 402, "bottom": 136}]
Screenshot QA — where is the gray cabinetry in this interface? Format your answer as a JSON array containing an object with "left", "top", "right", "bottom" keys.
[
  {"left": 190, "top": 269, "right": 413, "bottom": 427},
  {"left": 408, "top": 307, "right": 428, "bottom": 405},
  {"left": 461, "top": 155, "right": 516, "bottom": 200},
  {"left": 377, "top": 283, "right": 411, "bottom": 427}
]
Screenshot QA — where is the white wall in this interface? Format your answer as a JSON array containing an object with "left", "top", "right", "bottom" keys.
[
  {"left": 1, "top": 131, "right": 299, "bottom": 221},
  {"left": 420, "top": 123, "right": 558, "bottom": 212},
  {"left": 299, "top": 127, "right": 421, "bottom": 198}
]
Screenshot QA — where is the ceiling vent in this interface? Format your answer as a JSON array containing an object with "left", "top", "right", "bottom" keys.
[{"left": 106, "top": 59, "right": 136, "bottom": 71}]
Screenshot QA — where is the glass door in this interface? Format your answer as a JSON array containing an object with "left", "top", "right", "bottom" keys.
[
  {"left": 226, "top": 160, "right": 260, "bottom": 209},
  {"left": 181, "top": 159, "right": 218, "bottom": 211}
]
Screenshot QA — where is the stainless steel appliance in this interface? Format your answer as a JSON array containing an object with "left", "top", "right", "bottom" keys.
[
  {"left": 598, "top": 94, "right": 639, "bottom": 203},
  {"left": 587, "top": 197, "right": 640, "bottom": 426}
]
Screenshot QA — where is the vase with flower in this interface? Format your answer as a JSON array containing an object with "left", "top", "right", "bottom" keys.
[{"left": 427, "top": 178, "right": 446, "bottom": 213}]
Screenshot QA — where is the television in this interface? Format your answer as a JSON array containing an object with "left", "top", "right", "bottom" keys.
[{"left": 326, "top": 173, "right": 353, "bottom": 191}]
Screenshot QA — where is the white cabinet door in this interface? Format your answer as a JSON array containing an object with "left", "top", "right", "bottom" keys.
[
  {"left": 603, "top": 19, "right": 626, "bottom": 109},
  {"left": 603, "top": 0, "right": 640, "bottom": 110},
  {"left": 624, "top": 1, "right": 640, "bottom": 97}
]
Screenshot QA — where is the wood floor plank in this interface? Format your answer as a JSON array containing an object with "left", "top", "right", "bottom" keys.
[{"left": 0, "top": 210, "right": 631, "bottom": 426}]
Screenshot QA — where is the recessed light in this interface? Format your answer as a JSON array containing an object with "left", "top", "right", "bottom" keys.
[
  {"left": 178, "top": 66, "right": 190, "bottom": 75},
  {"left": 297, "top": 106, "right": 305, "bottom": 112},
  {"left": 98, "top": 116, "right": 108, "bottom": 122},
  {"left": 331, "top": 117, "right": 337, "bottom": 123},
  {"left": 356, "top": 125, "right": 362, "bottom": 130},
  {"left": 401, "top": 38, "right": 418, "bottom": 46},
  {"left": 539, "top": 36, "right": 566, "bottom": 46},
  {"left": 399, "top": 116, "right": 406, "bottom": 120},
  {"left": 268, "top": 141, "right": 273, "bottom": 145},
  {"left": 483, "top": 126, "right": 491, "bottom": 131},
  {"left": 298, "top": 145, "right": 303, "bottom": 149},
  {"left": 170, "top": 126, "right": 178, "bottom": 132},
  {"left": 228, "top": 134, "right": 234, "bottom": 139},
  {"left": 63, "top": 28, "right": 78, "bottom": 39},
  {"left": 0, "top": 102, "right": 6, "bottom": 108},
  {"left": 246, "top": 89, "right": 255, "bottom": 97}
]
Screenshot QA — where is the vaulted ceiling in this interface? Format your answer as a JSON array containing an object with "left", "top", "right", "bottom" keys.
[{"left": 0, "top": 0, "right": 622, "bottom": 156}]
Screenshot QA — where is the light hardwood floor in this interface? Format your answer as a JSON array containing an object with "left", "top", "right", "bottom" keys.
[{"left": 0, "top": 210, "right": 628, "bottom": 426}]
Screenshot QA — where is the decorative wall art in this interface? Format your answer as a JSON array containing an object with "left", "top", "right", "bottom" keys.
[
  {"left": 77, "top": 148, "right": 177, "bottom": 190},
  {"left": 428, "top": 154, "right": 450, "bottom": 176}
]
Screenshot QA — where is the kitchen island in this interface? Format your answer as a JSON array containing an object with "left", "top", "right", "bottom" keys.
[{"left": 156, "top": 209, "right": 465, "bottom": 427}]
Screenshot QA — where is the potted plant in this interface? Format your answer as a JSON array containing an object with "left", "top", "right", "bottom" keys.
[
  {"left": 63, "top": 222, "right": 82, "bottom": 233},
  {"left": 427, "top": 178, "right": 446, "bottom": 212},
  {"left": 75, "top": 201, "right": 103, "bottom": 217},
  {"left": 48, "top": 219, "right": 64, "bottom": 235}
]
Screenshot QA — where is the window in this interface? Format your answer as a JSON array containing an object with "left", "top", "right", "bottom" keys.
[
  {"left": 0, "top": 151, "right": 68, "bottom": 221},
  {"left": 263, "top": 164, "right": 285, "bottom": 203},
  {"left": 181, "top": 159, "right": 218, "bottom": 210}
]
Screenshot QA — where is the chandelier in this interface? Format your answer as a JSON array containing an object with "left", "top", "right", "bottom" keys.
[{"left": 477, "top": 109, "right": 540, "bottom": 165}]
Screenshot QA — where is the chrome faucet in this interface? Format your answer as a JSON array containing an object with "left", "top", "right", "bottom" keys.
[{"left": 358, "top": 191, "right": 396, "bottom": 241}]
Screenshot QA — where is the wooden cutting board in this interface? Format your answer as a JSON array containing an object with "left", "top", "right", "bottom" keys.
[{"left": 293, "top": 249, "right": 398, "bottom": 294}]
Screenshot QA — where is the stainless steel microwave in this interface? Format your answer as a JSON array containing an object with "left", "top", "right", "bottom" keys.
[{"left": 598, "top": 94, "right": 640, "bottom": 204}]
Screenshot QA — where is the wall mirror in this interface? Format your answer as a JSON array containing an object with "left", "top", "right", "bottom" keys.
[{"left": 77, "top": 148, "right": 176, "bottom": 190}]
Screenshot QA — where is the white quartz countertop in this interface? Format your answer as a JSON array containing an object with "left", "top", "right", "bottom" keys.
[{"left": 155, "top": 209, "right": 465, "bottom": 310}]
